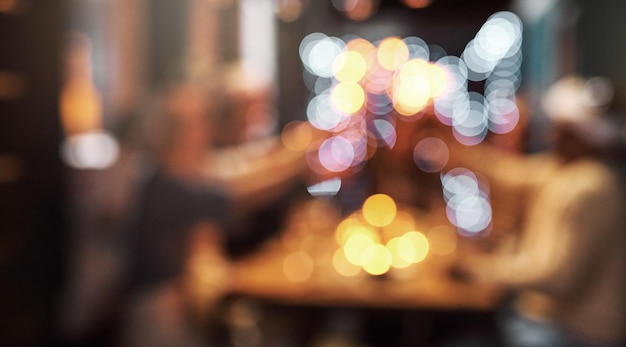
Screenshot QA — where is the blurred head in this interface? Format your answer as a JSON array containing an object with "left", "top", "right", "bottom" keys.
[
  {"left": 150, "top": 81, "right": 216, "bottom": 172},
  {"left": 542, "top": 75, "right": 625, "bottom": 161},
  {"left": 215, "top": 62, "right": 277, "bottom": 146}
]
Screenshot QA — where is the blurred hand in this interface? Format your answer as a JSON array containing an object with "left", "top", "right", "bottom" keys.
[{"left": 448, "top": 253, "right": 493, "bottom": 284}]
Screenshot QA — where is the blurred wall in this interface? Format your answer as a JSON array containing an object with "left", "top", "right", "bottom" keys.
[
  {"left": 0, "top": 1, "right": 66, "bottom": 346},
  {"left": 577, "top": 0, "right": 626, "bottom": 99}
]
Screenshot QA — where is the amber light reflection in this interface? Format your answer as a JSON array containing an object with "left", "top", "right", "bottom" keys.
[
  {"left": 279, "top": 196, "right": 459, "bottom": 281},
  {"left": 333, "top": 194, "right": 433, "bottom": 276}
]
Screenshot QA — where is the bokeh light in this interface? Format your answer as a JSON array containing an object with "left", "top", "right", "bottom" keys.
[
  {"left": 346, "top": 37, "right": 377, "bottom": 67},
  {"left": 61, "top": 131, "right": 120, "bottom": 170},
  {"left": 413, "top": 137, "right": 449, "bottom": 173},
  {"left": 377, "top": 37, "right": 409, "bottom": 71},
  {"left": 307, "top": 92, "right": 351, "bottom": 131},
  {"left": 393, "top": 59, "right": 432, "bottom": 116},
  {"left": 298, "top": 21, "right": 523, "bottom": 189},
  {"left": 341, "top": 0, "right": 379, "bottom": 21},
  {"left": 331, "top": 81, "right": 366, "bottom": 114},
  {"left": 400, "top": 231, "right": 429, "bottom": 263},
  {"left": 361, "top": 243, "right": 392, "bottom": 275},
  {"left": 274, "top": 0, "right": 304, "bottom": 22},
  {"left": 386, "top": 237, "right": 413, "bottom": 268},
  {"left": 441, "top": 168, "right": 492, "bottom": 236},
  {"left": 461, "top": 11, "right": 522, "bottom": 82},
  {"left": 402, "top": 0, "right": 431, "bottom": 9},
  {"left": 318, "top": 135, "right": 356, "bottom": 172},
  {"left": 283, "top": 251, "right": 314, "bottom": 282},
  {"left": 362, "top": 193, "right": 397, "bottom": 227},
  {"left": 344, "top": 233, "right": 377, "bottom": 266},
  {"left": 451, "top": 91, "right": 489, "bottom": 146},
  {"left": 332, "top": 247, "right": 362, "bottom": 277},
  {"left": 381, "top": 209, "right": 416, "bottom": 240},
  {"left": 332, "top": 205, "right": 436, "bottom": 276},
  {"left": 335, "top": 215, "right": 379, "bottom": 245},
  {"left": 300, "top": 33, "right": 345, "bottom": 78},
  {"left": 333, "top": 50, "right": 368, "bottom": 83}
]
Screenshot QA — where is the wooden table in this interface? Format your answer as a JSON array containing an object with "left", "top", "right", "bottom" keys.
[
  {"left": 229, "top": 240, "right": 503, "bottom": 310},
  {"left": 227, "top": 200, "right": 504, "bottom": 311}
]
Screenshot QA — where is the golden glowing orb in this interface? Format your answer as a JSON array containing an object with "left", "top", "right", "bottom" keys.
[
  {"left": 377, "top": 37, "right": 409, "bottom": 71},
  {"left": 331, "top": 81, "right": 366, "bottom": 114},
  {"left": 401, "top": 231, "right": 429, "bottom": 263},
  {"left": 333, "top": 51, "right": 367, "bottom": 83},
  {"left": 361, "top": 243, "right": 392, "bottom": 275},
  {"left": 343, "top": 233, "right": 376, "bottom": 266},
  {"left": 332, "top": 248, "right": 362, "bottom": 277},
  {"left": 386, "top": 237, "right": 412, "bottom": 269},
  {"left": 362, "top": 193, "right": 397, "bottom": 227}
]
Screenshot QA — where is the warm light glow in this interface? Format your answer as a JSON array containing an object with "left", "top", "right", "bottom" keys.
[
  {"left": 335, "top": 215, "right": 379, "bottom": 245},
  {"left": 428, "top": 63, "right": 448, "bottom": 98},
  {"left": 283, "top": 251, "right": 314, "bottom": 282},
  {"left": 274, "top": 0, "right": 303, "bottom": 22},
  {"left": 386, "top": 237, "right": 412, "bottom": 269},
  {"left": 381, "top": 209, "right": 416, "bottom": 240},
  {"left": 333, "top": 51, "right": 367, "bottom": 83},
  {"left": 299, "top": 234, "right": 332, "bottom": 265},
  {"left": 332, "top": 247, "right": 362, "bottom": 276},
  {"left": 377, "top": 37, "right": 409, "bottom": 71},
  {"left": 398, "top": 58, "right": 430, "bottom": 83},
  {"left": 346, "top": 38, "right": 377, "bottom": 69},
  {"left": 298, "top": 30, "right": 523, "bottom": 184},
  {"left": 60, "top": 33, "right": 102, "bottom": 136},
  {"left": 0, "top": 0, "right": 17, "bottom": 13},
  {"left": 331, "top": 81, "right": 366, "bottom": 114},
  {"left": 362, "top": 193, "right": 397, "bottom": 227},
  {"left": 427, "top": 225, "right": 457, "bottom": 256},
  {"left": 392, "top": 59, "right": 433, "bottom": 115},
  {"left": 392, "top": 59, "right": 449, "bottom": 116},
  {"left": 344, "top": 0, "right": 378, "bottom": 21},
  {"left": 333, "top": 208, "right": 439, "bottom": 276},
  {"left": 344, "top": 233, "right": 376, "bottom": 266},
  {"left": 400, "top": 231, "right": 429, "bottom": 263},
  {"left": 60, "top": 80, "right": 102, "bottom": 136},
  {"left": 402, "top": 0, "right": 431, "bottom": 8},
  {"left": 361, "top": 243, "right": 392, "bottom": 275},
  {"left": 281, "top": 120, "right": 313, "bottom": 151}
]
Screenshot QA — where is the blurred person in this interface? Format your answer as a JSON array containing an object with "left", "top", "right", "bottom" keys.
[
  {"left": 55, "top": 66, "right": 316, "bottom": 347},
  {"left": 445, "top": 75, "right": 626, "bottom": 347},
  {"left": 214, "top": 61, "right": 278, "bottom": 147},
  {"left": 117, "top": 75, "right": 315, "bottom": 347},
  {"left": 208, "top": 62, "right": 308, "bottom": 255}
]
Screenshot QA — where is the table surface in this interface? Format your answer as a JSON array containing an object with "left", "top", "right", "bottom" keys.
[{"left": 225, "top": 200, "right": 504, "bottom": 311}]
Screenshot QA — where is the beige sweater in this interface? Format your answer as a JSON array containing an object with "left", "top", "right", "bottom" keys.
[{"left": 462, "top": 150, "right": 626, "bottom": 345}]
